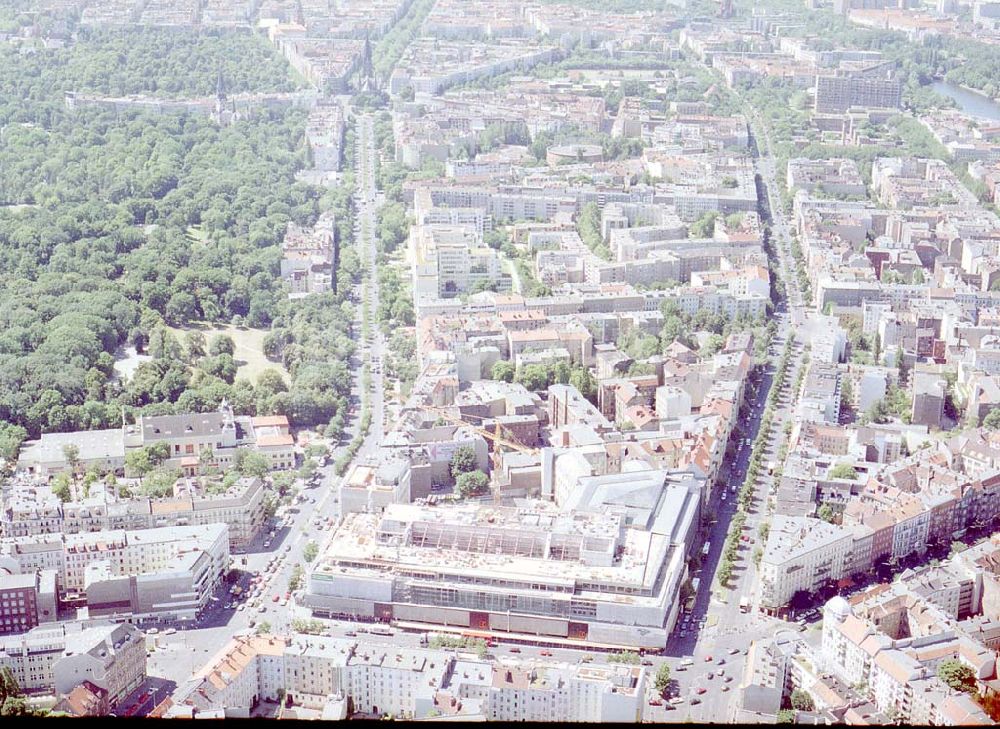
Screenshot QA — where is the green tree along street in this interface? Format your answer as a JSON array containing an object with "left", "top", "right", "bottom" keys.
[
  {"left": 607, "top": 651, "right": 641, "bottom": 665},
  {"left": 653, "top": 664, "right": 671, "bottom": 694},
  {"left": 302, "top": 541, "right": 319, "bottom": 563}
]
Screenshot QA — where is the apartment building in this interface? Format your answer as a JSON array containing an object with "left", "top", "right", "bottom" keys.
[
  {"left": 759, "top": 515, "right": 857, "bottom": 612},
  {"left": 486, "top": 661, "right": 645, "bottom": 722},
  {"left": 411, "top": 224, "right": 510, "bottom": 303},
  {"left": 786, "top": 157, "right": 867, "bottom": 197},
  {"left": 0, "top": 621, "right": 145, "bottom": 708},
  {"left": 814, "top": 65, "right": 902, "bottom": 114},
  {"left": 0, "top": 570, "right": 57, "bottom": 635},
  {"left": 281, "top": 212, "right": 336, "bottom": 297},
  {"left": 798, "top": 361, "right": 843, "bottom": 424},
  {"left": 0, "top": 523, "right": 230, "bottom": 622},
  {"left": 820, "top": 591, "right": 994, "bottom": 724},
  {"left": 166, "top": 633, "right": 647, "bottom": 721},
  {"left": 3, "top": 475, "right": 266, "bottom": 550},
  {"left": 305, "top": 104, "right": 345, "bottom": 172}
]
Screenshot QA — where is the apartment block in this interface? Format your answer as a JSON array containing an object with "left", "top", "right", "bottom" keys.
[
  {"left": 814, "top": 65, "right": 902, "bottom": 114},
  {"left": 3, "top": 474, "right": 266, "bottom": 551},
  {"left": 0, "top": 523, "right": 230, "bottom": 622},
  {"left": 0, "top": 570, "right": 57, "bottom": 635},
  {"left": 0, "top": 621, "right": 145, "bottom": 708},
  {"left": 165, "top": 633, "right": 647, "bottom": 721}
]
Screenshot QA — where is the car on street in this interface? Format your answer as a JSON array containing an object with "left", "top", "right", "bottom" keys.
[
  {"left": 237, "top": 604, "right": 245, "bottom": 612},
  {"left": 689, "top": 697, "right": 701, "bottom": 705},
  {"left": 694, "top": 687, "right": 707, "bottom": 695},
  {"left": 258, "top": 606, "right": 266, "bottom": 613},
  {"left": 706, "top": 672, "right": 714, "bottom": 680},
  {"left": 728, "top": 648, "right": 740, "bottom": 655},
  {"left": 345, "top": 631, "right": 357, "bottom": 637},
  {"left": 272, "top": 595, "right": 280, "bottom": 603},
  {"left": 648, "top": 699, "right": 662, "bottom": 706},
  {"left": 722, "top": 685, "right": 730, "bottom": 692},
  {"left": 704, "top": 655, "right": 713, "bottom": 663},
  {"left": 717, "top": 659, "right": 725, "bottom": 666},
  {"left": 540, "top": 650, "right": 552, "bottom": 657},
  {"left": 509, "top": 647, "right": 521, "bottom": 653}
]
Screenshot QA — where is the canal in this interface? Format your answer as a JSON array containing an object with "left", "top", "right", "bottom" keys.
[{"left": 932, "top": 80, "right": 1000, "bottom": 121}]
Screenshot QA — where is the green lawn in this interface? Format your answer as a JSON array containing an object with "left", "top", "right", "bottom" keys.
[{"left": 169, "top": 323, "right": 289, "bottom": 384}]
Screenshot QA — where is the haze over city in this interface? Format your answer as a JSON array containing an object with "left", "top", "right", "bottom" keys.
[{"left": 0, "top": 0, "right": 1000, "bottom": 723}]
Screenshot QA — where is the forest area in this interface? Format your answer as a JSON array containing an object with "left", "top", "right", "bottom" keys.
[{"left": 0, "top": 28, "right": 358, "bottom": 457}]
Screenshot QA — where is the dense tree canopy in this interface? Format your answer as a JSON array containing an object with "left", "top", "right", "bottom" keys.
[{"left": 0, "top": 29, "right": 358, "bottom": 440}]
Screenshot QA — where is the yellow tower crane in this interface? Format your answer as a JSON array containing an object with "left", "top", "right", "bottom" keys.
[{"left": 421, "top": 405, "right": 539, "bottom": 503}]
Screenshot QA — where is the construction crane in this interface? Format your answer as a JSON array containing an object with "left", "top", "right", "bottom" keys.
[
  {"left": 422, "top": 405, "right": 539, "bottom": 456},
  {"left": 421, "top": 405, "right": 540, "bottom": 503}
]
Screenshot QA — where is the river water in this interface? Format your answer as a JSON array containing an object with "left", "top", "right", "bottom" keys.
[{"left": 931, "top": 80, "right": 1000, "bottom": 121}]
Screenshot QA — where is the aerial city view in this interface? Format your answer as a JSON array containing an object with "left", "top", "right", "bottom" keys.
[{"left": 3, "top": 0, "right": 1000, "bottom": 723}]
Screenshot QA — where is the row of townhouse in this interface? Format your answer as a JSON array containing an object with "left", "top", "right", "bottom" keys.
[
  {"left": 759, "top": 450, "right": 1000, "bottom": 612},
  {"left": 2, "top": 474, "right": 266, "bottom": 550},
  {"left": 165, "top": 633, "right": 646, "bottom": 721}
]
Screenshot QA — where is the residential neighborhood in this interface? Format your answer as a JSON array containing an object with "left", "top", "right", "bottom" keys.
[{"left": 2, "top": 0, "right": 1000, "bottom": 723}]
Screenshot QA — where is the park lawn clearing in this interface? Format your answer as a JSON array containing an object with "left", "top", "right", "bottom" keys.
[
  {"left": 169, "top": 323, "right": 289, "bottom": 384},
  {"left": 185, "top": 225, "right": 209, "bottom": 244}
]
